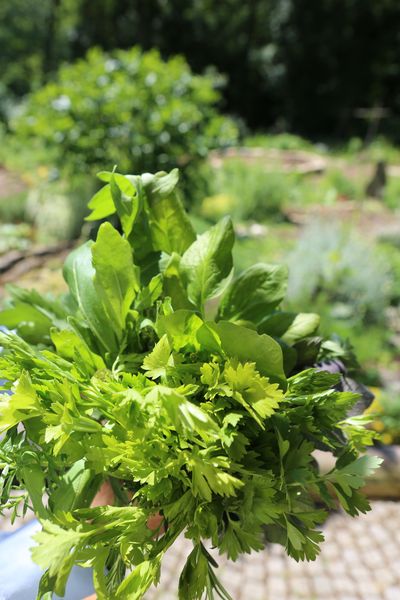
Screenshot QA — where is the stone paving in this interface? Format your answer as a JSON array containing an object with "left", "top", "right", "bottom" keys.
[
  {"left": 145, "top": 501, "right": 400, "bottom": 600},
  {"left": 1, "top": 500, "right": 399, "bottom": 599}
]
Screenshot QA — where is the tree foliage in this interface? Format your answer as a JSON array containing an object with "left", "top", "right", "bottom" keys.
[{"left": 12, "top": 47, "right": 238, "bottom": 175}]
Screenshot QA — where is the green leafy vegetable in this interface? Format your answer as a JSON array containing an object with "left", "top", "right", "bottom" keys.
[
  {"left": 180, "top": 217, "right": 234, "bottom": 312},
  {"left": 0, "top": 168, "right": 379, "bottom": 600}
]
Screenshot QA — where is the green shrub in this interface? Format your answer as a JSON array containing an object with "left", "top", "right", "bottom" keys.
[
  {"left": 287, "top": 222, "right": 392, "bottom": 322},
  {"left": 198, "top": 160, "right": 295, "bottom": 222},
  {"left": 12, "top": 47, "right": 238, "bottom": 176}
]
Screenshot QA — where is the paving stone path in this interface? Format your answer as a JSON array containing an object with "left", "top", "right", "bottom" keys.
[{"left": 145, "top": 501, "right": 400, "bottom": 600}]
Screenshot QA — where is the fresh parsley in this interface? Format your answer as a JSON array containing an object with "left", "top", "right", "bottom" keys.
[{"left": 0, "top": 168, "right": 381, "bottom": 599}]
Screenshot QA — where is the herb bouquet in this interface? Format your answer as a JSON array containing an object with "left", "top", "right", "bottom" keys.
[{"left": 0, "top": 169, "right": 380, "bottom": 599}]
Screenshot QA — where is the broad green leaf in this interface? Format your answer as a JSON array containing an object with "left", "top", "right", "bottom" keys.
[
  {"left": 141, "top": 169, "right": 180, "bottom": 198},
  {"left": 48, "top": 459, "right": 101, "bottom": 513},
  {"left": 259, "top": 312, "right": 320, "bottom": 344},
  {"left": 211, "top": 321, "right": 287, "bottom": 389},
  {"left": 156, "top": 310, "right": 203, "bottom": 351},
  {"left": 110, "top": 172, "right": 140, "bottom": 237},
  {"left": 0, "top": 303, "right": 52, "bottom": 344},
  {"left": 218, "top": 263, "right": 288, "bottom": 324},
  {"left": 144, "top": 170, "right": 196, "bottom": 255},
  {"left": 20, "top": 450, "right": 49, "bottom": 520},
  {"left": 92, "top": 222, "right": 139, "bottom": 336},
  {"left": 134, "top": 274, "right": 163, "bottom": 311},
  {"left": 277, "top": 339, "right": 298, "bottom": 375},
  {"left": 160, "top": 253, "right": 195, "bottom": 310},
  {"left": 180, "top": 217, "right": 234, "bottom": 312},
  {"left": 50, "top": 328, "right": 105, "bottom": 374},
  {"left": 6, "top": 285, "right": 68, "bottom": 320},
  {"left": 63, "top": 242, "right": 118, "bottom": 354},
  {"left": 86, "top": 172, "right": 136, "bottom": 221},
  {"left": 85, "top": 186, "right": 115, "bottom": 221}
]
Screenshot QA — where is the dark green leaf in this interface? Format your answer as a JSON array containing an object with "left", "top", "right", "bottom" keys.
[{"left": 218, "top": 263, "right": 288, "bottom": 324}]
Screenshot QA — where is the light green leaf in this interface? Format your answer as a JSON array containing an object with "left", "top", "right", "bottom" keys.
[
  {"left": 190, "top": 454, "right": 243, "bottom": 502},
  {"left": 224, "top": 360, "right": 284, "bottom": 425},
  {"left": 85, "top": 184, "right": 115, "bottom": 221},
  {"left": 20, "top": 451, "right": 49, "bottom": 520},
  {"left": 259, "top": 312, "right": 320, "bottom": 344},
  {"left": 86, "top": 172, "right": 136, "bottom": 222},
  {"left": 180, "top": 217, "right": 234, "bottom": 311},
  {"left": 50, "top": 328, "right": 105, "bottom": 374},
  {"left": 0, "top": 303, "right": 52, "bottom": 344},
  {"left": 142, "top": 334, "right": 172, "bottom": 379},
  {"left": 142, "top": 169, "right": 180, "bottom": 198},
  {"left": 110, "top": 173, "right": 140, "bottom": 237},
  {"left": 218, "top": 263, "right": 288, "bottom": 324},
  {"left": 32, "top": 521, "right": 87, "bottom": 596},
  {"left": 328, "top": 455, "right": 383, "bottom": 496},
  {"left": 115, "top": 559, "right": 161, "bottom": 600},
  {"left": 63, "top": 242, "right": 118, "bottom": 353},
  {"left": 48, "top": 459, "right": 100, "bottom": 513},
  {"left": 144, "top": 170, "right": 196, "bottom": 255},
  {"left": 160, "top": 253, "right": 195, "bottom": 310},
  {"left": 156, "top": 310, "right": 203, "bottom": 352},
  {"left": 0, "top": 372, "right": 41, "bottom": 431},
  {"left": 135, "top": 274, "right": 163, "bottom": 311},
  {"left": 147, "top": 386, "right": 219, "bottom": 439},
  {"left": 211, "top": 321, "right": 287, "bottom": 389},
  {"left": 92, "top": 547, "right": 109, "bottom": 600},
  {"left": 92, "top": 222, "right": 139, "bottom": 336}
]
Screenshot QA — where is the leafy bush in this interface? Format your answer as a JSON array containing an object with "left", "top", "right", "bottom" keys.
[
  {"left": 287, "top": 222, "right": 392, "bottom": 322},
  {"left": 0, "top": 167, "right": 380, "bottom": 599},
  {"left": 12, "top": 47, "right": 238, "bottom": 176}
]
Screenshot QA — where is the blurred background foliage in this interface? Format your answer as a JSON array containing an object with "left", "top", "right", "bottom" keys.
[
  {"left": 12, "top": 47, "right": 238, "bottom": 176},
  {"left": 2, "top": 0, "right": 400, "bottom": 138},
  {"left": 0, "top": 0, "right": 400, "bottom": 442}
]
